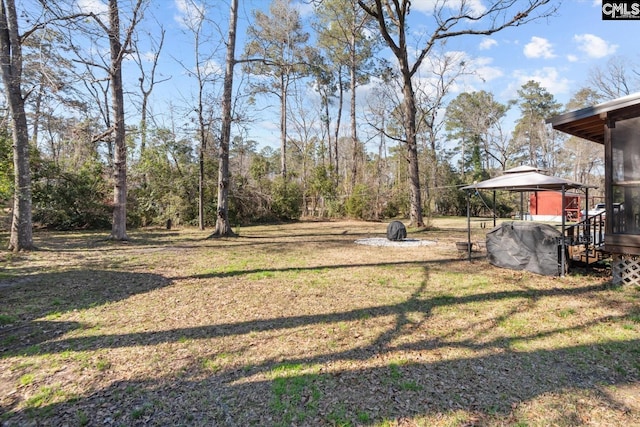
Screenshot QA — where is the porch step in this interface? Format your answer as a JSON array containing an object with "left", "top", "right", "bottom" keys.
[
  {"left": 569, "top": 245, "right": 607, "bottom": 264},
  {"left": 580, "top": 252, "right": 604, "bottom": 264}
]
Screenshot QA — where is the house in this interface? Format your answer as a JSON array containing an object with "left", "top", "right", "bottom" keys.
[{"left": 548, "top": 92, "right": 640, "bottom": 285}]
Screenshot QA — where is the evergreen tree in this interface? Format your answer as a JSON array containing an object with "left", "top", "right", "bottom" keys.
[{"left": 244, "top": 0, "right": 310, "bottom": 180}]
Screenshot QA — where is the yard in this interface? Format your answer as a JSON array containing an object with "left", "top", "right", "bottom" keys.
[{"left": 0, "top": 219, "right": 639, "bottom": 426}]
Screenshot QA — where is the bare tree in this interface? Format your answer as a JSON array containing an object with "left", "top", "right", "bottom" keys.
[
  {"left": 132, "top": 25, "right": 168, "bottom": 159},
  {"left": 288, "top": 77, "right": 321, "bottom": 215},
  {"left": 69, "top": 57, "right": 114, "bottom": 166},
  {"left": 358, "top": 0, "right": 556, "bottom": 227},
  {"left": 103, "top": 0, "right": 145, "bottom": 240},
  {"left": 315, "top": 0, "right": 377, "bottom": 191},
  {"left": 0, "top": 0, "right": 35, "bottom": 250},
  {"left": 175, "top": 0, "right": 224, "bottom": 231},
  {"left": 51, "top": 0, "right": 147, "bottom": 239},
  {"left": 23, "top": 28, "right": 82, "bottom": 160},
  {"left": 414, "top": 51, "right": 469, "bottom": 218},
  {"left": 171, "top": 0, "right": 252, "bottom": 236},
  {"left": 211, "top": 0, "right": 238, "bottom": 237},
  {"left": 588, "top": 55, "right": 640, "bottom": 100},
  {"left": 558, "top": 87, "right": 604, "bottom": 188}
]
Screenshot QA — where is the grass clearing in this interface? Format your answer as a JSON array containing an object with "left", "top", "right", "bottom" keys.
[{"left": 0, "top": 219, "right": 638, "bottom": 426}]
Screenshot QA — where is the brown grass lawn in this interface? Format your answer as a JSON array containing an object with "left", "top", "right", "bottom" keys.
[{"left": 0, "top": 218, "right": 639, "bottom": 426}]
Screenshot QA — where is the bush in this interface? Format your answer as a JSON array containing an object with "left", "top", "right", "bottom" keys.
[
  {"left": 227, "top": 175, "right": 272, "bottom": 224},
  {"left": 381, "top": 199, "right": 400, "bottom": 219},
  {"left": 32, "top": 160, "right": 111, "bottom": 230},
  {"left": 270, "top": 177, "right": 303, "bottom": 220},
  {"left": 345, "top": 184, "right": 374, "bottom": 220},
  {"left": 325, "top": 197, "right": 344, "bottom": 218}
]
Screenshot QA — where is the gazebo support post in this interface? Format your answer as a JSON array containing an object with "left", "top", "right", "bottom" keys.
[
  {"left": 561, "top": 184, "right": 566, "bottom": 277},
  {"left": 493, "top": 191, "right": 497, "bottom": 227},
  {"left": 585, "top": 187, "right": 589, "bottom": 265},
  {"left": 520, "top": 192, "right": 524, "bottom": 220},
  {"left": 466, "top": 190, "right": 472, "bottom": 261}
]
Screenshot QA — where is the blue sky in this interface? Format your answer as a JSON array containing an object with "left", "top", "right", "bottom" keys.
[
  {"left": 83, "top": 0, "right": 640, "bottom": 150},
  {"left": 448, "top": 0, "right": 635, "bottom": 105}
]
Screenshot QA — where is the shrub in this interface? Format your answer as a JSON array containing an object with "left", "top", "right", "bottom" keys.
[
  {"left": 32, "top": 160, "right": 111, "bottom": 230},
  {"left": 271, "top": 178, "right": 303, "bottom": 220},
  {"left": 346, "top": 184, "right": 374, "bottom": 220}
]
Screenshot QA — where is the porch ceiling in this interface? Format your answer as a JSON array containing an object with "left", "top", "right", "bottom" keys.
[{"left": 547, "top": 92, "right": 640, "bottom": 144}]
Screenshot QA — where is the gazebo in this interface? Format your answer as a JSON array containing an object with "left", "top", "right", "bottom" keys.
[{"left": 461, "top": 167, "right": 593, "bottom": 276}]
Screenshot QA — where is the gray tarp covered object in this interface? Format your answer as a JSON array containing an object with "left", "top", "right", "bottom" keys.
[
  {"left": 486, "top": 221, "right": 562, "bottom": 276},
  {"left": 387, "top": 221, "right": 407, "bottom": 241}
]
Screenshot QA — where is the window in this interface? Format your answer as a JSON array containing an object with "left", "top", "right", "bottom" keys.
[{"left": 611, "top": 117, "right": 640, "bottom": 234}]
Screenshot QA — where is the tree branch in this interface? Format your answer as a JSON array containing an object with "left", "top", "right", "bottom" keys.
[
  {"left": 91, "top": 126, "right": 114, "bottom": 144},
  {"left": 411, "top": 0, "right": 556, "bottom": 77}
]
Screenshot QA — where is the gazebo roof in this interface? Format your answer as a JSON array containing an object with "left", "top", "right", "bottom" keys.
[
  {"left": 547, "top": 91, "right": 640, "bottom": 144},
  {"left": 503, "top": 165, "right": 545, "bottom": 174},
  {"left": 461, "top": 171, "right": 591, "bottom": 192}
]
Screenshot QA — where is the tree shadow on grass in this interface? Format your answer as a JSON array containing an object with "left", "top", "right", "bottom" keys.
[
  {"left": 181, "top": 258, "right": 467, "bottom": 279},
  {"left": 1, "top": 274, "right": 617, "bottom": 357},
  {"left": 4, "top": 338, "right": 638, "bottom": 426},
  {"left": 1, "top": 265, "right": 637, "bottom": 425},
  {"left": 0, "top": 270, "right": 171, "bottom": 357}
]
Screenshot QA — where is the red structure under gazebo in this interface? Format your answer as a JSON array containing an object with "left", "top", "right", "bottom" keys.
[{"left": 529, "top": 191, "right": 582, "bottom": 222}]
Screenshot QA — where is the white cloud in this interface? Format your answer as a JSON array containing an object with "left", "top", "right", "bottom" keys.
[
  {"left": 479, "top": 38, "right": 497, "bottom": 50},
  {"left": 410, "top": 0, "right": 438, "bottom": 13},
  {"left": 510, "top": 67, "right": 572, "bottom": 97},
  {"left": 523, "top": 36, "right": 555, "bottom": 59},
  {"left": 411, "top": 0, "right": 486, "bottom": 17},
  {"left": 78, "top": 0, "right": 108, "bottom": 15},
  {"left": 293, "top": 1, "right": 315, "bottom": 18},
  {"left": 174, "top": 0, "right": 206, "bottom": 28},
  {"left": 472, "top": 56, "right": 504, "bottom": 82},
  {"left": 573, "top": 34, "right": 618, "bottom": 58},
  {"left": 414, "top": 51, "right": 504, "bottom": 97},
  {"left": 201, "top": 59, "right": 222, "bottom": 76},
  {"left": 567, "top": 54, "right": 579, "bottom": 62},
  {"left": 140, "top": 51, "right": 156, "bottom": 62}
]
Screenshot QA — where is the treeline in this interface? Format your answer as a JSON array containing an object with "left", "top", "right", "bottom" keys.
[
  {"left": 1, "top": 0, "right": 637, "bottom": 238},
  {"left": 3, "top": 82, "right": 610, "bottom": 230}
]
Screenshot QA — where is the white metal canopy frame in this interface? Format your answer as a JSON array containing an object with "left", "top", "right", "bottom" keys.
[{"left": 460, "top": 167, "right": 595, "bottom": 276}]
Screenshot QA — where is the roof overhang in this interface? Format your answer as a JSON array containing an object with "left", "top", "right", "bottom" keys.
[{"left": 547, "top": 91, "right": 640, "bottom": 144}]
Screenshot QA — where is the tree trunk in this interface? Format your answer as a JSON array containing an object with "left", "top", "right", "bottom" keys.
[
  {"left": 212, "top": 0, "right": 238, "bottom": 237},
  {"left": 334, "top": 68, "right": 343, "bottom": 184},
  {"left": 8, "top": 95, "right": 33, "bottom": 251},
  {"left": 349, "top": 34, "right": 358, "bottom": 191},
  {"left": 0, "top": 0, "right": 34, "bottom": 251},
  {"left": 402, "top": 73, "right": 424, "bottom": 227},
  {"left": 198, "top": 139, "right": 205, "bottom": 230},
  {"left": 197, "top": 77, "right": 206, "bottom": 230},
  {"left": 280, "top": 74, "right": 287, "bottom": 179},
  {"left": 109, "top": 0, "right": 128, "bottom": 240},
  {"left": 139, "top": 85, "right": 148, "bottom": 189},
  {"left": 323, "top": 89, "right": 331, "bottom": 168}
]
